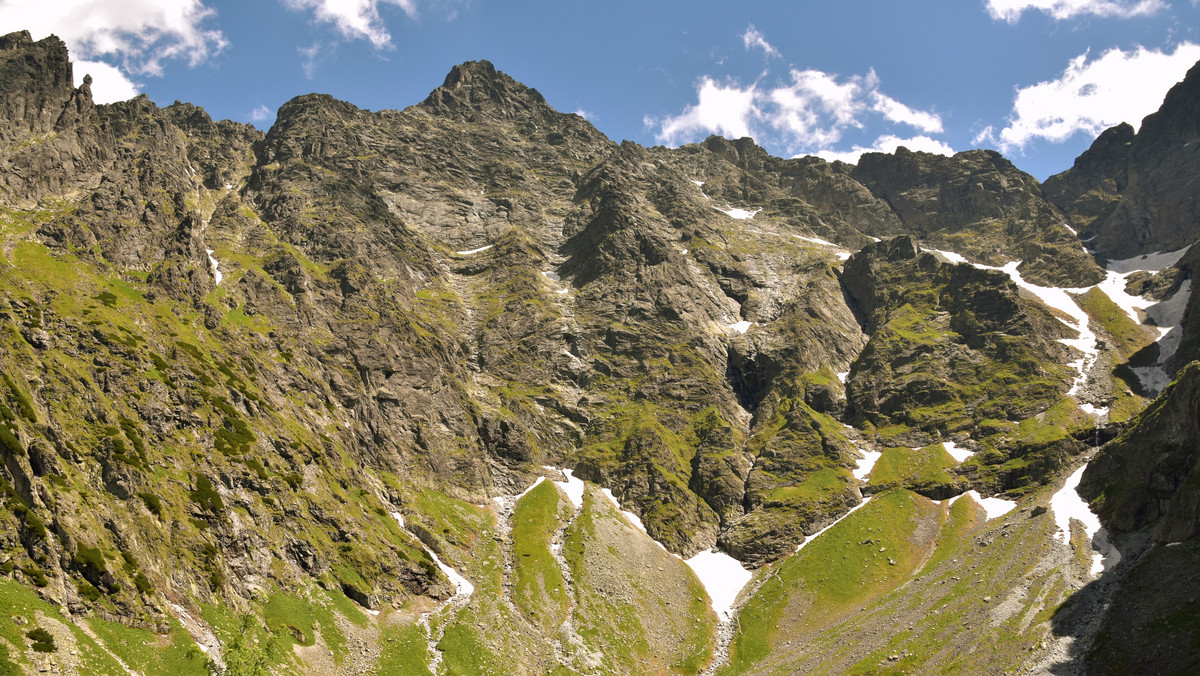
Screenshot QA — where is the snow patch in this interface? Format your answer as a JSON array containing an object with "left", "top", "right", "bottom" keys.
[
  {"left": 456, "top": 244, "right": 493, "bottom": 255},
  {"left": 431, "top": 549, "right": 475, "bottom": 597},
  {"left": 836, "top": 371, "right": 849, "bottom": 383},
  {"left": 836, "top": 252, "right": 852, "bottom": 261},
  {"left": 542, "top": 271, "right": 561, "bottom": 282},
  {"left": 1131, "top": 366, "right": 1172, "bottom": 395},
  {"left": 717, "top": 206, "right": 760, "bottom": 220},
  {"left": 953, "top": 490, "right": 1016, "bottom": 520},
  {"left": 1146, "top": 280, "right": 1191, "bottom": 363},
  {"left": 1106, "top": 246, "right": 1191, "bottom": 274},
  {"left": 727, "top": 320, "right": 753, "bottom": 334},
  {"left": 794, "top": 234, "right": 837, "bottom": 247},
  {"left": 553, "top": 469, "right": 585, "bottom": 510},
  {"left": 685, "top": 550, "right": 752, "bottom": 621},
  {"left": 1079, "top": 403, "right": 1110, "bottom": 418},
  {"left": 928, "top": 248, "right": 969, "bottom": 265},
  {"left": 1096, "top": 269, "right": 1158, "bottom": 324},
  {"left": 691, "top": 179, "right": 705, "bottom": 187},
  {"left": 1050, "top": 465, "right": 1121, "bottom": 575},
  {"left": 206, "top": 249, "right": 223, "bottom": 285},
  {"left": 224, "top": 183, "right": 233, "bottom": 190},
  {"left": 943, "top": 441, "right": 973, "bottom": 463},
  {"left": 852, "top": 448, "right": 882, "bottom": 481}
]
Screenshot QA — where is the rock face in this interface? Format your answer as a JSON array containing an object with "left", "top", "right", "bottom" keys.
[
  {"left": 1081, "top": 361, "right": 1200, "bottom": 543},
  {"left": 1046, "top": 59, "right": 1200, "bottom": 259},
  {"left": 1, "top": 29, "right": 1200, "bottom": 676},
  {"left": 842, "top": 236, "right": 1074, "bottom": 437},
  {"left": 852, "top": 148, "right": 1103, "bottom": 287}
]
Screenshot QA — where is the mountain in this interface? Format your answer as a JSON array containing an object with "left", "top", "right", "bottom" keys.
[{"left": 0, "top": 29, "right": 1197, "bottom": 675}]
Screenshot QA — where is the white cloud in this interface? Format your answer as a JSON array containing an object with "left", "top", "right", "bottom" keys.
[
  {"left": 767, "top": 68, "right": 869, "bottom": 148},
  {"left": 650, "top": 65, "right": 946, "bottom": 160},
  {"left": 816, "top": 134, "right": 955, "bottom": 164},
  {"left": 283, "top": 0, "right": 418, "bottom": 48},
  {"left": 985, "top": 0, "right": 1166, "bottom": 22},
  {"left": 990, "top": 42, "right": 1200, "bottom": 151},
  {"left": 872, "top": 92, "right": 943, "bottom": 134},
  {"left": 573, "top": 109, "right": 593, "bottom": 119},
  {"left": 249, "top": 105, "right": 274, "bottom": 123},
  {"left": 742, "top": 25, "right": 780, "bottom": 58},
  {"left": 0, "top": 0, "right": 227, "bottom": 76},
  {"left": 72, "top": 60, "right": 140, "bottom": 104},
  {"left": 648, "top": 77, "right": 759, "bottom": 146}
]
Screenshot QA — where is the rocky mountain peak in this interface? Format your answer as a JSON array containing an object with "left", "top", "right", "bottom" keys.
[
  {"left": 421, "top": 59, "right": 549, "bottom": 118},
  {"left": 701, "top": 135, "right": 771, "bottom": 171},
  {"left": 0, "top": 30, "right": 76, "bottom": 143},
  {"left": 1047, "top": 57, "right": 1200, "bottom": 258}
]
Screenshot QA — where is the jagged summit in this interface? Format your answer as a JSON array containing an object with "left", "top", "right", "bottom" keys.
[
  {"left": 1047, "top": 58, "right": 1200, "bottom": 259},
  {"left": 0, "top": 30, "right": 77, "bottom": 143},
  {"left": 421, "top": 59, "right": 550, "bottom": 117}
]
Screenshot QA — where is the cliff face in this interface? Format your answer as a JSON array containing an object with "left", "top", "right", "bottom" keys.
[
  {"left": 1, "top": 30, "right": 1199, "bottom": 676},
  {"left": 1045, "top": 60, "right": 1200, "bottom": 260},
  {"left": 1080, "top": 361, "right": 1200, "bottom": 544}
]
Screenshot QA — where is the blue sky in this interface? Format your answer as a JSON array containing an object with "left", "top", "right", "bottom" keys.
[{"left": 3, "top": 0, "right": 1199, "bottom": 179}]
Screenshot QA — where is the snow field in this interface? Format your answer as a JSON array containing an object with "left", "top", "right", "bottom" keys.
[
  {"left": 852, "top": 445, "right": 882, "bottom": 481},
  {"left": 942, "top": 441, "right": 973, "bottom": 463},
  {"left": 684, "top": 550, "right": 753, "bottom": 620},
  {"left": 950, "top": 491, "right": 1017, "bottom": 520},
  {"left": 206, "top": 249, "right": 223, "bottom": 285},
  {"left": 456, "top": 244, "right": 493, "bottom": 255},
  {"left": 718, "top": 206, "right": 761, "bottom": 220},
  {"left": 1049, "top": 466, "right": 1121, "bottom": 575}
]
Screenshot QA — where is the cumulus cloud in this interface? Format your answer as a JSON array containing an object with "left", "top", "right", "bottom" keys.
[
  {"left": 647, "top": 77, "right": 759, "bottom": 146},
  {"left": 72, "top": 60, "right": 140, "bottom": 104},
  {"left": 766, "top": 68, "right": 869, "bottom": 149},
  {"left": 985, "top": 42, "right": 1200, "bottom": 151},
  {"left": 0, "top": 0, "right": 227, "bottom": 76},
  {"left": 283, "top": 0, "right": 419, "bottom": 48},
  {"left": 649, "top": 66, "right": 946, "bottom": 161},
  {"left": 742, "top": 25, "right": 780, "bottom": 58},
  {"left": 817, "top": 135, "right": 955, "bottom": 164},
  {"left": 985, "top": 0, "right": 1166, "bottom": 22}
]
